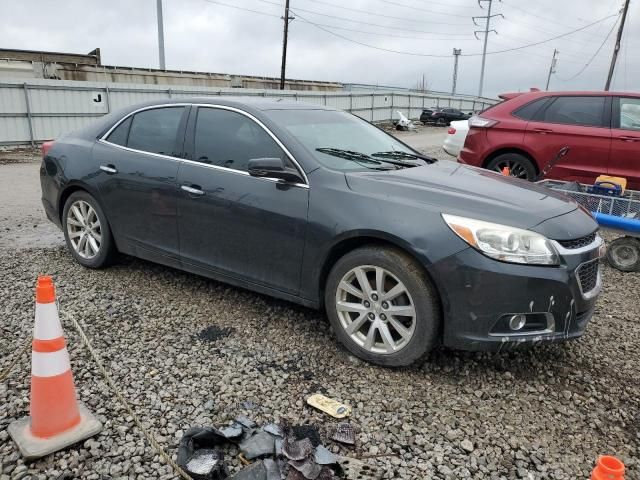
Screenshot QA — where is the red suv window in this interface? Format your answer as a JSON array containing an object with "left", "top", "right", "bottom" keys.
[{"left": 537, "top": 96, "right": 607, "bottom": 128}]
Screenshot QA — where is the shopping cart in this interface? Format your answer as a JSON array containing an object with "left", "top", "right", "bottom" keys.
[{"left": 538, "top": 179, "right": 640, "bottom": 272}]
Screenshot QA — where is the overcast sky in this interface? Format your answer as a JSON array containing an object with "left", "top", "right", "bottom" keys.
[{"left": 1, "top": 0, "right": 637, "bottom": 98}]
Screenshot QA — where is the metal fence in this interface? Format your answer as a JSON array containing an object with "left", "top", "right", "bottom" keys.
[{"left": 0, "top": 79, "right": 497, "bottom": 145}]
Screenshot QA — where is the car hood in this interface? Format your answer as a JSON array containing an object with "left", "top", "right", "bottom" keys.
[{"left": 344, "top": 161, "right": 589, "bottom": 237}]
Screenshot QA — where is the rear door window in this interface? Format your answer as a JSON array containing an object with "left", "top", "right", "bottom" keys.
[
  {"left": 618, "top": 97, "right": 640, "bottom": 131},
  {"left": 539, "top": 96, "right": 606, "bottom": 127},
  {"left": 193, "top": 107, "right": 287, "bottom": 172},
  {"left": 126, "top": 107, "right": 185, "bottom": 156}
]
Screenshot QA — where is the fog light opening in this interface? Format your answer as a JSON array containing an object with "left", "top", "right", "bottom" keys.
[{"left": 508, "top": 314, "right": 527, "bottom": 331}]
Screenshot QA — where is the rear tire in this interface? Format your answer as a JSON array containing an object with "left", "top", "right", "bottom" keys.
[
  {"left": 486, "top": 153, "right": 536, "bottom": 181},
  {"left": 324, "top": 246, "right": 440, "bottom": 367},
  {"left": 436, "top": 118, "right": 447, "bottom": 126},
  {"left": 606, "top": 237, "right": 640, "bottom": 272},
  {"left": 62, "top": 191, "right": 116, "bottom": 269}
]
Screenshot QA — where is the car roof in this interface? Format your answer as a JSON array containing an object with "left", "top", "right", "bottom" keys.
[
  {"left": 121, "top": 96, "right": 338, "bottom": 112},
  {"left": 499, "top": 90, "right": 640, "bottom": 100}
]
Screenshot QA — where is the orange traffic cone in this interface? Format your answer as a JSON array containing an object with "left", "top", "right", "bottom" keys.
[
  {"left": 501, "top": 166, "right": 511, "bottom": 176},
  {"left": 8, "top": 276, "right": 102, "bottom": 460},
  {"left": 591, "top": 456, "right": 625, "bottom": 480}
]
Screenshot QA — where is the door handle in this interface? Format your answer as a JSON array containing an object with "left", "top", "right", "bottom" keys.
[
  {"left": 181, "top": 185, "right": 204, "bottom": 196},
  {"left": 617, "top": 135, "right": 639, "bottom": 142},
  {"left": 532, "top": 128, "right": 554, "bottom": 134},
  {"left": 99, "top": 164, "right": 117, "bottom": 174}
]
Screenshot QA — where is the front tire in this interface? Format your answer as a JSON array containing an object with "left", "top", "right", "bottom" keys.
[
  {"left": 62, "top": 191, "right": 116, "bottom": 268},
  {"left": 486, "top": 153, "right": 536, "bottom": 180},
  {"left": 325, "top": 246, "right": 440, "bottom": 367}
]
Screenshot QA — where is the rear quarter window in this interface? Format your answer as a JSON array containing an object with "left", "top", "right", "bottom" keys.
[
  {"left": 512, "top": 98, "right": 550, "bottom": 120},
  {"left": 106, "top": 116, "right": 132, "bottom": 146}
]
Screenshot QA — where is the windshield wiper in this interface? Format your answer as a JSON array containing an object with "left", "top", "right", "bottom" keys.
[
  {"left": 315, "top": 148, "right": 395, "bottom": 170},
  {"left": 371, "top": 150, "right": 437, "bottom": 164}
]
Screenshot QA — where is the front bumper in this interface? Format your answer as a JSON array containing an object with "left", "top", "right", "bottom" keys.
[{"left": 428, "top": 236, "right": 603, "bottom": 351}]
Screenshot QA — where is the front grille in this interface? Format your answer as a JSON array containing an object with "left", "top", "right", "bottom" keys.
[
  {"left": 559, "top": 233, "right": 596, "bottom": 250},
  {"left": 577, "top": 260, "right": 599, "bottom": 293}
]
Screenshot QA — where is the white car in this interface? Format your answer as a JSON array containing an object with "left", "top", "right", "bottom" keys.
[{"left": 442, "top": 119, "right": 469, "bottom": 157}]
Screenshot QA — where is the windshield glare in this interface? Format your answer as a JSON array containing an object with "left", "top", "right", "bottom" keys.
[{"left": 267, "top": 109, "right": 417, "bottom": 171}]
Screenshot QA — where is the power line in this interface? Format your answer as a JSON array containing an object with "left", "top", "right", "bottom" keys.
[
  {"left": 202, "top": 0, "right": 280, "bottom": 18},
  {"left": 293, "top": 11, "right": 619, "bottom": 58},
  {"left": 201, "top": 0, "right": 618, "bottom": 62},
  {"left": 203, "top": 0, "right": 475, "bottom": 39},
  {"left": 372, "top": 0, "right": 473, "bottom": 17},
  {"left": 310, "top": 24, "right": 477, "bottom": 41},
  {"left": 251, "top": 0, "right": 472, "bottom": 32},
  {"left": 556, "top": 14, "right": 620, "bottom": 82},
  {"left": 297, "top": 0, "right": 469, "bottom": 26},
  {"left": 500, "top": 1, "right": 587, "bottom": 31}
]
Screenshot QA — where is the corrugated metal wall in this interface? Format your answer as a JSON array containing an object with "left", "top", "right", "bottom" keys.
[{"left": 0, "top": 79, "right": 497, "bottom": 145}]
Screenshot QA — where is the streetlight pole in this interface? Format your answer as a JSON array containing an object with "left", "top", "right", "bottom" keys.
[{"left": 156, "top": 0, "right": 166, "bottom": 70}]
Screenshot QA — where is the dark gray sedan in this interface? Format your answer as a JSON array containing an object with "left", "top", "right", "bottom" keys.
[{"left": 40, "top": 98, "right": 604, "bottom": 366}]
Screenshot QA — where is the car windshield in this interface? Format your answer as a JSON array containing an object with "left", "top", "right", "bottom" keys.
[{"left": 266, "top": 109, "right": 423, "bottom": 171}]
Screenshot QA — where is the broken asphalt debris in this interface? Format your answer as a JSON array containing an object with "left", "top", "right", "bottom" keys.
[
  {"left": 178, "top": 416, "right": 375, "bottom": 479},
  {"left": 306, "top": 394, "right": 351, "bottom": 419}
]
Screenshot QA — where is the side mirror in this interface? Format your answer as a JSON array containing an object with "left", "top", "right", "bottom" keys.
[{"left": 247, "top": 157, "right": 303, "bottom": 184}]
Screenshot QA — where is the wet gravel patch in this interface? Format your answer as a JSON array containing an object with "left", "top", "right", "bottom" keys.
[{"left": 1, "top": 246, "right": 639, "bottom": 479}]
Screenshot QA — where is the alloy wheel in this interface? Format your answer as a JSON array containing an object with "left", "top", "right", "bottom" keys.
[
  {"left": 66, "top": 200, "right": 102, "bottom": 259},
  {"left": 492, "top": 160, "right": 530, "bottom": 179},
  {"left": 335, "top": 265, "right": 416, "bottom": 354}
]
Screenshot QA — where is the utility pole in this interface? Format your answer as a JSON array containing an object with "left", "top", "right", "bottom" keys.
[
  {"left": 545, "top": 49, "right": 558, "bottom": 90},
  {"left": 605, "top": 0, "right": 630, "bottom": 91},
  {"left": 452, "top": 48, "right": 462, "bottom": 94},
  {"left": 156, "top": 0, "right": 166, "bottom": 70},
  {"left": 474, "top": 0, "right": 503, "bottom": 98},
  {"left": 280, "top": 0, "right": 294, "bottom": 90}
]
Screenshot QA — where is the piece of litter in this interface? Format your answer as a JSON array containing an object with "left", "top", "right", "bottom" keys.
[
  {"left": 220, "top": 423, "right": 244, "bottom": 439},
  {"left": 236, "top": 415, "right": 257, "bottom": 429},
  {"left": 239, "top": 431, "right": 276, "bottom": 460},
  {"left": 263, "top": 423, "right": 283, "bottom": 437},
  {"left": 289, "top": 457, "right": 322, "bottom": 479},
  {"left": 185, "top": 449, "right": 223, "bottom": 476},
  {"left": 316, "top": 467, "right": 338, "bottom": 480},
  {"left": 282, "top": 437, "right": 314, "bottom": 461},
  {"left": 230, "top": 460, "right": 268, "bottom": 480},
  {"left": 263, "top": 458, "right": 281, "bottom": 480},
  {"left": 330, "top": 423, "right": 355, "bottom": 445},
  {"left": 307, "top": 394, "right": 351, "bottom": 419},
  {"left": 314, "top": 445, "right": 338, "bottom": 465},
  {"left": 291, "top": 425, "right": 321, "bottom": 447}
]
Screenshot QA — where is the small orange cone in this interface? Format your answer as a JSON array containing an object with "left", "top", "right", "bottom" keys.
[
  {"left": 501, "top": 166, "right": 511, "bottom": 176},
  {"left": 591, "top": 456, "right": 625, "bottom": 480},
  {"left": 8, "top": 276, "right": 102, "bottom": 460}
]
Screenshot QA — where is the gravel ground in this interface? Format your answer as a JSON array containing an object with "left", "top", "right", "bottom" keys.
[{"left": 1, "top": 143, "right": 639, "bottom": 480}]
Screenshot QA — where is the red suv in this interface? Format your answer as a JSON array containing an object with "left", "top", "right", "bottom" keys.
[{"left": 458, "top": 91, "right": 640, "bottom": 189}]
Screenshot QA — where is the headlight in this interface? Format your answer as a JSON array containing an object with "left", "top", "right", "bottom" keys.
[{"left": 442, "top": 214, "right": 559, "bottom": 265}]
